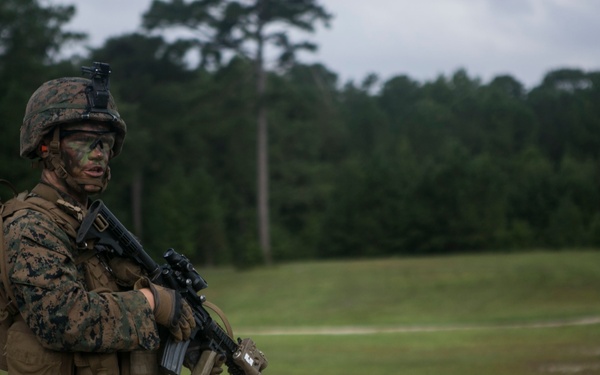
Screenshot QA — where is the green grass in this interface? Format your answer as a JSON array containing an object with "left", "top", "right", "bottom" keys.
[
  {"left": 252, "top": 325, "right": 600, "bottom": 375},
  {"left": 188, "top": 250, "right": 600, "bottom": 375},
  {"left": 4, "top": 250, "right": 600, "bottom": 374},
  {"left": 199, "top": 250, "right": 600, "bottom": 328}
]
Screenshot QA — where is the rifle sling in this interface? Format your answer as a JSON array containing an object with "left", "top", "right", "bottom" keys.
[{"left": 203, "top": 300, "right": 234, "bottom": 339}]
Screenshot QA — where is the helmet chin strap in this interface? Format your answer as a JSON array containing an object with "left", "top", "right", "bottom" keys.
[{"left": 42, "top": 127, "right": 110, "bottom": 195}]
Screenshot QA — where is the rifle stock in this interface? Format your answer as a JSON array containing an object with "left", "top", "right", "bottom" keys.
[{"left": 76, "top": 200, "right": 268, "bottom": 375}]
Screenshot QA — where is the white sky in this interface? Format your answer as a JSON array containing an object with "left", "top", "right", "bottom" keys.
[{"left": 49, "top": 0, "right": 600, "bottom": 89}]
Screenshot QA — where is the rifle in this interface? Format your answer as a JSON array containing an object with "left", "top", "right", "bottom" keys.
[{"left": 76, "top": 200, "right": 268, "bottom": 375}]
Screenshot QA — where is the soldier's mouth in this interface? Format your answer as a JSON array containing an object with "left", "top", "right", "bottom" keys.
[{"left": 84, "top": 166, "right": 105, "bottom": 178}]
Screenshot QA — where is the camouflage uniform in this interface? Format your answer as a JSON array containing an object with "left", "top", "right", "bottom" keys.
[
  {"left": 0, "top": 65, "right": 165, "bottom": 374},
  {"left": 2, "top": 183, "right": 161, "bottom": 374}
]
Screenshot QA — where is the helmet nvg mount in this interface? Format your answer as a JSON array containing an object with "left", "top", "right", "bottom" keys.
[{"left": 81, "top": 62, "right": 113, "bottom": 113}]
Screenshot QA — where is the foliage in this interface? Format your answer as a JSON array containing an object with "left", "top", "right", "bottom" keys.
[
  {"left": 142, "top": 0, "right": 333, "bottom": 265},
  {"left": 2, "top": 1, "right": 600, "bottom": 262},
  {"left": 142, "top": 0, "right": 332, "bottom": 69},
  {"left": 0, "top": 0, "right": 84, "bottom": 189}
]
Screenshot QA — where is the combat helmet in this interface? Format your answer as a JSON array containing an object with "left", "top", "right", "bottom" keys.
[
  {"left": 21, "top": 62, "right": 126, "bottom": 160},
  {"left": 20, "top": 62, "right": 127, "bottom": 194}
]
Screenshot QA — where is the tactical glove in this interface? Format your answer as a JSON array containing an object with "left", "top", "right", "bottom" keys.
[
  {"left": 109, "top": 257, "right": 144, "bottom": 286},
  {"left": 134, "top": 277, "right": 196, "bottom": 341}
]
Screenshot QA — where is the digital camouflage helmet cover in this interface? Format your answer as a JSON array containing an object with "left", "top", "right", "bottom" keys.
[{"left": 21, "top": 62, "right": 126, "bottom": 159}]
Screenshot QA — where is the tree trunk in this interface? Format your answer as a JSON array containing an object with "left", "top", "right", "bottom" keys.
[
  {"left": 256, "top": 19, "right": 273, "bottom": 265},
  {"left": 132, "top": 170, "right": 143, "bottom": 239}
]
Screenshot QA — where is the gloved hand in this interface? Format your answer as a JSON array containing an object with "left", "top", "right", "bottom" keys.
[
  {"left": 134, "top": 277, "right": 196, "bottom": 341},
  {"left": 109, "top": 257, "right": 144, "bottom": 287}
]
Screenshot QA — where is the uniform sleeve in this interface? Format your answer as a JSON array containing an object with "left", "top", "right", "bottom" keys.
[{"left": 4, "top": 209, "right": 161, "bottom": 352}]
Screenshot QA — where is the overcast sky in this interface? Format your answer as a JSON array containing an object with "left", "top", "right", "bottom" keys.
[{"left": 51, "top": 0, "right": 600, "bottom": 89}]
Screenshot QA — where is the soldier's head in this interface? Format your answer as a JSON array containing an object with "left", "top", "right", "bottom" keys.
[{"left": 21, "top": 63, "right": 126, "bottom": 199}]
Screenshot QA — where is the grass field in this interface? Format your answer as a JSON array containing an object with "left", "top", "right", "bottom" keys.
[
  {"left": 189, "top": 250, "right": 600, "bottom": 375},
  {"left": 2, "top": 250, "right": 599, "bottom": 374}
]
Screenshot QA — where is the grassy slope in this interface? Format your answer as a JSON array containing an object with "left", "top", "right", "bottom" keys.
[
  {"left": 189, "top": 250, "right": 600, "bottom": 375},
  {"left": 198, "top": 250, "right": 600, "bottom": 329},
  {"left": 3, "top": 251, "right": 599, "bottom": 375},
  {"left": 252, "top": 325, "right": 600, "bottom": 375}
]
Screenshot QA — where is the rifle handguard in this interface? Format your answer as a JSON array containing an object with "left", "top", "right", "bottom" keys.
[{"left": 203, "top": 300, "right": 234, "bottom": 338}]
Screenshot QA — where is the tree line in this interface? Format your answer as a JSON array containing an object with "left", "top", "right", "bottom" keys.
[{"left": 2, "top": 1, "right": 600, "bottom": 266}]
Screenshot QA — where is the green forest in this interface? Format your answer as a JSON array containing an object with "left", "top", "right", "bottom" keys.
[{"left": 2, "top": 0, "right": 600, "bottom": 267}]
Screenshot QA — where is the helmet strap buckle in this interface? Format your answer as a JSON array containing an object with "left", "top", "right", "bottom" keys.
[{"left": 49, "top": 127, "right": 61, "bottom": 155}]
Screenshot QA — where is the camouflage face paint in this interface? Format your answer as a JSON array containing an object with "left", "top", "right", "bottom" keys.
[
  {"left": 60, "top": 130, "right": 114, "bottom": 176},
  {"left": 61, "top": 130, "right": 115, "bottom": 154}
]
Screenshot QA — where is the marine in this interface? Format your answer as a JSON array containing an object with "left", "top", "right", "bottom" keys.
[{"left": 0, "top": 63, "right": 220, "bottom": 374}]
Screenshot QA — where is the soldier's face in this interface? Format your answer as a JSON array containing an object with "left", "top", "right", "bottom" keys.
[{"left": 59, "top": 123, "right": 115, "bottom": 194}]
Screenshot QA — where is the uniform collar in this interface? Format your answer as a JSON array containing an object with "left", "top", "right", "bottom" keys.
[{"left": 32, "top": 182, "right": 87, "bottom": 221}]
